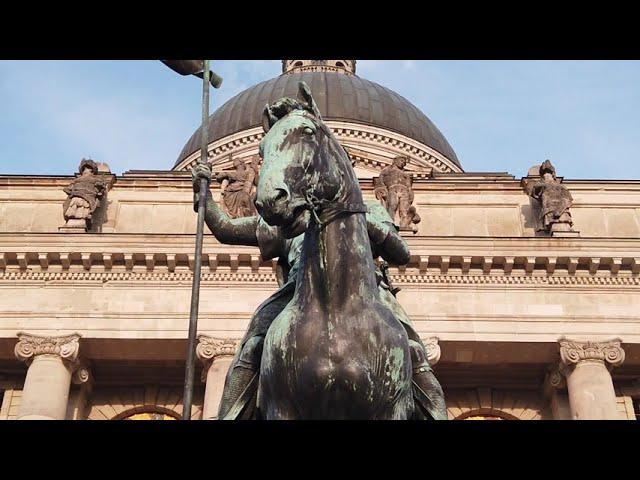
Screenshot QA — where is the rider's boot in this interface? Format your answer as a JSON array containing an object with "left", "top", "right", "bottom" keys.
[
  {"left": 409, "top": 339, "right": 448, "bottom": 420},
  {"left": 217, "top": 336, "right": 264, "bottom": 420}
]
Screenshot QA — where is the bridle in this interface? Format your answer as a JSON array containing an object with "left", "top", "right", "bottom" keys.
[{"left": 303, "top": 187, "right": 368, "bottom": 229}]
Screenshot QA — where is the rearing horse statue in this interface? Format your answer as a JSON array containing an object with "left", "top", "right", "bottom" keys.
[{"left": 254, "top": 82, "right": 414, "bottom": 419}]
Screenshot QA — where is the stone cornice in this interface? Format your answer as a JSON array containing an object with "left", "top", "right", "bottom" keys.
[
  {"left": 559, "top": 338, "right": 625, "bottom": 369},
  {"left": 0, "top": 234, "right": 638, "bottom": 270},
  {"left": 0, "top": 234, "right": 639, "bottom": 281},
  {"left": 14, "top": 332, "right": 81, "bottom": 365}
]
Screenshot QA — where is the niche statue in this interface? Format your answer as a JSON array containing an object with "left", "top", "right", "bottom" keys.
[
  {"left": 375, "top": 156, "right": 421, "bottom": 232},
  {"left": 62, "top": 159, "right": 109, "bottom": 231},
  {"left": 523, "top": 160, "right": 575, "bottom": 235}
]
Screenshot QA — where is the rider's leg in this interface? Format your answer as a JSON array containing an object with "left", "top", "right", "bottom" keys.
[
  {"left": 409, "top": 339, "right": 448, "bottom": 420},
  {"left": 217, "top": 335, "right": 264, "bottom": 419}
]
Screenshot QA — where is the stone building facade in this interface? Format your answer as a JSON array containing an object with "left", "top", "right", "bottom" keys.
[{"left": 0, "top": 60, "right": 638, "bottom": 420}]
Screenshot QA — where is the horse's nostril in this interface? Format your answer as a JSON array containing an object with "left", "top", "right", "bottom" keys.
[
  {"left": 274, "top": 188, "right": 288, "bottom": 202},
  {"left": 255, "top": 199, "right": 264, "bottom": 211}
]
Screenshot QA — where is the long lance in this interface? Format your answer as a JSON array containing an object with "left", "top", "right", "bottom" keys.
[
  {"left": 183, "top": 60, "right": 211, "bottom": 420},
  {"left": 161, "top": 59, "right": 222, "bottom": 420}
]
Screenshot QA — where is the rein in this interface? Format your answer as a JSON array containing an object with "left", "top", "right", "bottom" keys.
[{"left": 304, "top": 189, "right": 367, "bottom": 229}]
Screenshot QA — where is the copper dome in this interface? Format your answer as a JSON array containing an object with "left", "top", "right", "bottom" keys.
[{"left": 175, "top": 71, "right": 460, "bottom": 169}]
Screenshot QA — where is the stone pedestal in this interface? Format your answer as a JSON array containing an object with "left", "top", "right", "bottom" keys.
[
  {"left": 196, "top": 336, "right": 241, "bottom": 420},
  {"left": 551, "top": 230, "right": 580, "bottom": 238},
  {"left": 14, "top": 333, "right": 84, "bottom": 420},
  {"left": 559, "top": 338, "right": 625, "bottom": 420}
]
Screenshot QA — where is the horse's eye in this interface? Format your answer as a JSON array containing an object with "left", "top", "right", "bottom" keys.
[{"left": 303, "top": 127, "right": 315, "bottom": 136}]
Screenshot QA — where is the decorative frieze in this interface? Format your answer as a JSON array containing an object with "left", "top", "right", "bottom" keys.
[
  {"left": 2, "top": 269, "right": 640, "bottom": 288},
  {"left": 14, "top": 333, "right": 81, "bottom": 365},
  {"left": 559, "top": 338, "right": 625, "bottom": 369}
]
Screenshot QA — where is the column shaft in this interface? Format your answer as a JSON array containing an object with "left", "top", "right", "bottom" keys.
[
  {"left": 19, "top": 355, "right": 72, "bottom": 420},
  {"left": 559, "top": 338, "right": 625, "bottom": 420},
  {"left": 202, "top": 355, "right": 235, "bottom": 420},
  {"left": 14, "top": 333, "right": 82, "bottom": 421},
  {"left": 196, "top": 336, "right": 241, "bottom": 420}
]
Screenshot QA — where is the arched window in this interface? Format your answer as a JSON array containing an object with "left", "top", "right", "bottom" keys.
[
  {"left": 336, "top": 61, "right": 344, "bottom": 68},
  {"left": 463, "top": 415, "right": 506, "bottom": 420},
  {"left": 457, "top": 410, "right": 518, "bottom": 420},
  {"left": 294, "top": 61, "right": 303, "bottom": 67},
  {"left": 122, "top": 410, "right": 178, "bottom": 420}
]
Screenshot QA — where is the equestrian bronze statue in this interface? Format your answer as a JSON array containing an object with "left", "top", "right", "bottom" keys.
[{"left": 192, "top": 82, "right": 446, "bottom": 419}]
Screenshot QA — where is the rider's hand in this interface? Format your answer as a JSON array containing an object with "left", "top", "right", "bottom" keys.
[
  {"left": 192, "top": 163, "right": 212, "bottom": 212},
  {"left": 192, "top": 163, "right": 212, "bottom": 193}
]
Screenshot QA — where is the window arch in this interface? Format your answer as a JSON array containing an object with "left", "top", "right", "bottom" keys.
[
  {"left": 459, "top": 411, "right": 516, "bottom": 420},
  {"left": 114, "top": 405, "right": 180, "bottom": 420}
]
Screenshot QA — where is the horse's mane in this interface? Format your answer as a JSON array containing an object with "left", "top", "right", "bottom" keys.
[{"left": 267, "top": 97, "right": 309, "bottom": 122}]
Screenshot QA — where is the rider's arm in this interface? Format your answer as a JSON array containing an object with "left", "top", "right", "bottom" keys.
[
  {"left": 193, "top": 164, "right": 259, "bottom": 246},
  {"left": 366, "top": 202, "right": 411, "bottom": 266},
  {"left": 371, "top": 222, "right": 411, "bottom": 266}
]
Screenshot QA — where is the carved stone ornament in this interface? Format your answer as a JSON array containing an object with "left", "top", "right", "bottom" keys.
[
  {"left": 215, "top": 157, "right": 260, "bottom": 219},
  {"left": 196, "top": 336, "right": 242, "bottom": 382},
  {"left": 544, "top": 366, "right": 567, "bottom": 394},
  {"left": 14, "top": 332, "right": 81, "bottom": 365},
  {"left": 559, "top": 338, "right": 625, "bottom": 369},
  {"left": 72, "top": 362, "right": 91, "bottom": 385},
  {"left": 523, "top": 160, "right": 577, "bottom": 237},
  {"left": 373, "top": 156, "right": 421, "bottom": 233},
  {"left": 61, "top": 158, "right": 111, "bottom": 231},
  {"left": 424, "top": 337, "right": 441, "bottom": 366}
]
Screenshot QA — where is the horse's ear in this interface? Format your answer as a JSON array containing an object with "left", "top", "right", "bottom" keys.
[
  {"left": 297, "top": 81, "right": 322, "bottom": 120},
  {"left": 262, "top": 104, "right": 276, "bottom": 133}
]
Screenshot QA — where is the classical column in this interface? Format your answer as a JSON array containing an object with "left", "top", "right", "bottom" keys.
[
  {"left": 543, "top": 367, "right": 571, "bottom": 420},
  {"left": 196, "top": 336, "right": 241, "bottom": 420},
  {"left": 14, "top": 333, "right": 83, "bottom": 420},
  {"left": 559, "top": 338, "right": 625, "bottom": 420}
]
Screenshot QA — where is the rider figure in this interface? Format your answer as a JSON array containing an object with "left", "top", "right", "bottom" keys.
[{"left": 193, "top": 162, "right": 447, "bottom": 420}]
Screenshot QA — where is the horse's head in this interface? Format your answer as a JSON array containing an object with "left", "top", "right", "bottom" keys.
[{"left": 255, "top": 82, "right": 360, "bottom": 238}]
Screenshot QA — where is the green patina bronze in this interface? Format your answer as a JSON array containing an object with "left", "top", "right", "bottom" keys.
[{"left": 192, "top": 81, "right": 446, "bottom": 420}]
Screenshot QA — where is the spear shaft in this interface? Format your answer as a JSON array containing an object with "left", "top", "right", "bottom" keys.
[{"left": 183, "top": 60, "right": 210, "bottom": 420}]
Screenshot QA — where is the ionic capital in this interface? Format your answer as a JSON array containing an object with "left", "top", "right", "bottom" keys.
[
  {"left": 559, "top": 338, "right": 625, "bottom": 370},
  {"left": 196, "top": 336, "right": 241, "bottom": 383},
  {"left": 14, "top": 332, "right": 82, "bottom": 366},
  {"left": 424, "top": 337, "right": 441, "bottom": 366},
  {"left": 71, "top": 360, "right": 92, "bottom": 385},
  {"left": 196, "top": 336, "right": 241, "bottom": 364},
  {"left": 543, "top": 365, "right": 567, "bottom": 397}
]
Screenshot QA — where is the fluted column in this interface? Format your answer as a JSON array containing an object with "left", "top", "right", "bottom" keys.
[
  {"left": 14, "top": 333, "right": 83, "bottom": 420},
  {"left": 559, "top": 338, "right": 625, "bottom": 420},
  {"left": 196, "top": 336, "right": 241, "bottom": 420}
]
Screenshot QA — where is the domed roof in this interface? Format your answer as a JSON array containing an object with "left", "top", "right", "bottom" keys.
[{"left": 175, "top": 71, "right": 460, "bottom": 169}]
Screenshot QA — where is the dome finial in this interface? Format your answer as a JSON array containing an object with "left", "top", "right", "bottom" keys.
[{"left": 282, "top": 60, "right": 356, "bottom": 75}]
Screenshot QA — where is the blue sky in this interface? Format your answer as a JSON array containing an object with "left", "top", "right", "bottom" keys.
[{"left": 0, "top": 60, "right": 638, "bottom": 179}]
